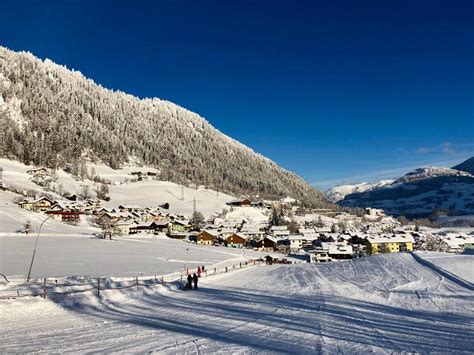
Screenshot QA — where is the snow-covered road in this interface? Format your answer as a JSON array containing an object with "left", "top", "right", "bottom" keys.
[{"left": 1, "top": 253, "right": 473, "bottom": 353}]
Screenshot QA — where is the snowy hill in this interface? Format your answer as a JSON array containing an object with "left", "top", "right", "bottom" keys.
[
  {"left": 325, "top": 180, "right": 394, "bottom": 202},
  {"left": 393, "top": 166, "right": 473, "bottom": 184},
  {"left": 454, "top": 157, "right": 474, "bottom": 175},
  {"left": 0, "top": 46, "right": 328, "bottom": 207},
  {"left": 1, "top": 253, "right": 473, "bottom": 353},
  {"left": 0, "top": 157, "right": 241, "bottom": 234},
  {"left": 337, "top": 158, "right": 474, "bottom": 218}
]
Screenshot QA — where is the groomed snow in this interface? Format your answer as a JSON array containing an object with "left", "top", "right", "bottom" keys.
[
  {"left": 1, "top": 253, "right": 473, "bottom": 353},
  {"left": 415, "top": 251, "right": 474, "bottom": 283}
]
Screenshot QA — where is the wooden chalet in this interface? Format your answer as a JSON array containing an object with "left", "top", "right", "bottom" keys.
[
  {"left": 256, "top": 236, "right": 279, "bottom": 251},
  {"left": 226, "top": 233, "right": 247, "bottom": 248},
  {"left": 226, "top": 198, "right": 252, "bottom": 207},
  {"left": 18, "top": 196, "right": 55, "bottom": 213},
  {"left": 197, "top": 230, "right": 218, "bottom": 245}
]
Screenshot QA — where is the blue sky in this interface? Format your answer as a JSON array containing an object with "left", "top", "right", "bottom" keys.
[{"left": 1, "top": 0, "right": 473, "bottom": 189}]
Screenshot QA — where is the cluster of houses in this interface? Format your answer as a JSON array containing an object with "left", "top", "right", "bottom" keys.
[
  {"left": 15, "top": 196, "right": 191, "bottom": 234},
  {"left": 15, "top": 192, "right": 474, "bottom": 261},
  {"left": 18, "top": 196, "right": 85, "bottom": 223},
  {"left": 195, "top": 222, "right": 421, "bottom": 263}
]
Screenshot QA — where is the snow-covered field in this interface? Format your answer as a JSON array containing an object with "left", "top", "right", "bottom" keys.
[
  {"left": 1, "top": 253, "right": 473, "bottom": 353},
  {"left": 0, "top": 235, "right": 265, "bottom": 279}
]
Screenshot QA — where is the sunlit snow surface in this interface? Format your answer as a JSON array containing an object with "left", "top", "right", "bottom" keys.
[{"left": 1, "top": 253, "right": 473, "bottom": 353}]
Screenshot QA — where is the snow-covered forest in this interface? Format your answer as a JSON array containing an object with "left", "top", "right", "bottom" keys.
[{"left": 0, "top": 47, "right": 329, "bottom": 207}]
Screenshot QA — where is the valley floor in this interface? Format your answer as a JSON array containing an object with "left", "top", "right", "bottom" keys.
[{"left": 1, "top": 253, "right": 473, "bottom": 353}]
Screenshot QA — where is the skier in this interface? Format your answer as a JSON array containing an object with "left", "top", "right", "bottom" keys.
[
  {"left": 197, "top": 266, "right": 202, "bottom": 278},
  {"left": 193, "top": 273, "right": 199, "bottom": 290},
  {"left": 201, "top": 265, "right": 205, "bottom": 273},
  {"left": 186, "top": 273, "right": 193, "bottom": 290}
]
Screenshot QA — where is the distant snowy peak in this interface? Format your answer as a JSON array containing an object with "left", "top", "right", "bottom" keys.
[
  {"left": 325, "top": 180, "right": 394, "bottom": 202},
  {"left": 337, "top": 163, "right": 474, "bottom": 218},
  {"left": 394, "top": 167, "right": 473, "bottom": 185}
]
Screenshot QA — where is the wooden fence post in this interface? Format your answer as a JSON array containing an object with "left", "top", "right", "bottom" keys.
[
  {"left": 136, "top": 276, "right": 139, "bottom": 289},
  {"left": 161, "top": 275, "right": 164, "bottom": 283},
  {"left": 42, "top": 278, "right": 47, "bottom": 299},
  {"left": 97, "top": 278, "right": 100, "bottom": 296}
]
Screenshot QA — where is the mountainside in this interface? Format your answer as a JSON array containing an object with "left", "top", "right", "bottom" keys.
[
  {"left": 0, "top": 46, "right": 328, "bottom": 207},
  {"left": 325, "top": 180, "right": 394, "bottom": 203},
  {"left": 336, "top": 158, "right": 474, "bottom": 218},
  {"left": 453, "top": 157, "right": 474, "bottom": 175}
]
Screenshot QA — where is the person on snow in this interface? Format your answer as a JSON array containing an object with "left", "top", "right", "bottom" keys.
[
  {"left": 186, "top": 273, "right": 193, "bottom": 290},
  {"left": 193, "top": 273, "right": 199, "bottom": 290},
  {"left": 197, "top": 266, "right": 202, "bottom": 278},
  {"left": 201, "top": 265, "right": 205, "bottom": 273}
]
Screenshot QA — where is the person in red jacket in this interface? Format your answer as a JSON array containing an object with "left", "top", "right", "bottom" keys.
[{"left": 197, "top": 266, "right": 202, "bottom": 278}]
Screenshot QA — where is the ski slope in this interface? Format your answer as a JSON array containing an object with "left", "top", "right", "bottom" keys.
[{"left": 1, "top": 253, "right": 473, "bottom": 353}]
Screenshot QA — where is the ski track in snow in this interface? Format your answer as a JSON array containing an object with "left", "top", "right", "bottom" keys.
[{"left": 1, "top": 253, "right": 473, "bottom": 353}]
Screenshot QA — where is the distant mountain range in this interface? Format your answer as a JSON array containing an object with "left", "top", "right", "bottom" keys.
[
  {"left": 0, "top": 46, "right": 329, "bottom": 207},
  {"left": 326, "top": 157, "right": 474, "bottom": 218}
]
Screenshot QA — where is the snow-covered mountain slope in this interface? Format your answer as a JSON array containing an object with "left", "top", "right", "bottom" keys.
[
  {"left": 338, "top": 158, "right": 474, "bottom": 218},
  {"left": 393, "top": 166, "right": 472, "bottom": 184},
  {"left": 325, "top": 180, "right": 394, "bottom": 202},
  {"left": 0, "top": 157, "right": 239, "bottom": 229},
  {"left": 454, "top": 157, "right": 474, "bottom": 175},
  {"left": 1, "top": 253, "right": 472, "bottom": 353},
  {"left": 0, "top": 46, "right": 328, "bottom": 207},
  {"left": 0, "top": 190, "right": 98, "bottom": 235}
]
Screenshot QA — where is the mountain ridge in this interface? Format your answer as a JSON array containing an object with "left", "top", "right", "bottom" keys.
[{"left": 327, "top": 157, "right": 474, "bottom": 217}]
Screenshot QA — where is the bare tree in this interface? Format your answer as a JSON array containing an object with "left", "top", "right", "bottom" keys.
[{"left": 95, "top": 216, "right": 116, "bottom": 240}]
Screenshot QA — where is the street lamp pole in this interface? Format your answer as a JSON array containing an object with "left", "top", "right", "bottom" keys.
[{"left": 26, "top": 215, "right": 52, "bottom": 282}]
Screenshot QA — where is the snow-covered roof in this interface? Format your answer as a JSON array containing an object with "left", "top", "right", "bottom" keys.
[
  {"left": 116, "top": 220, "right": 136, "bottom": 226},
  {"left": 173, "top": 219, "right": 190, "bottom": 226},
  {"left": 366, "top": 234, "right": 414, "bottom": 244},
  {"left": 229, "top": 232, "right": 248, "bottom": 240},
  {"left": 323, "top": 242, "right": 353, "bottom": 255},
  {"left": 270, "top": 225, "right": 288, "bottom": 231},
  {"left": 201, "top": 229, "right": 219, "bottom": 237}
]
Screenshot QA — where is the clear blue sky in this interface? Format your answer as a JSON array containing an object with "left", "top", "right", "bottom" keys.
[{"left": 1, "top": 0, "right": 473, "bottom": 189}]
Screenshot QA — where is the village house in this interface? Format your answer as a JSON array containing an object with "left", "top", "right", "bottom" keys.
[
  {"left": 171, "top": 219, "right": 192, "bottom": 233},
  {"left": 46, "top": 204, "right": 82, "bottom": 223},
  {"left": 18, "top": 196, "right": 55, "bottom": 213},
  {"left": 197, "top": 230, "right": 218, "bottom": 245},
  {"left": 270, "top": 225, "right": 290, "bottom": 238},
  {"left": 288, "top": 235, "right": 318, "bottom": 253},
  {"left": 218, "top": 227, "right": 237, "bottom": 240},
  {"left": 366, "top": 234, "right": 414, "bottom": 255},
  {"left": 256, "top": 235, "right": 279, "bottom": 252},
  {"left": 226, "top": 233, "right": 247, "bottom": 248},
  {"left": 129, "top": 220, "right": 170, "bottom": 235},
  {"left": 240, "top": 225, "right": 266, "bottom": 239},
  {"left": 226, "top": 198, "right": 252, "bottom": 207},
  {"left": 443, "top": 233, "right": 474, "bottom": 253},
  {"left": 115, "top": 220, "right": 138, "bottom": 235},
  {"left": 309, "top": 242, "right": 353, "bottom": 262},
  {"left": 26, "top": 167, "right": 48, "bottom": 176},
  {"left": 118, "top": 204, "right": 143, "bottom": 212}
]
